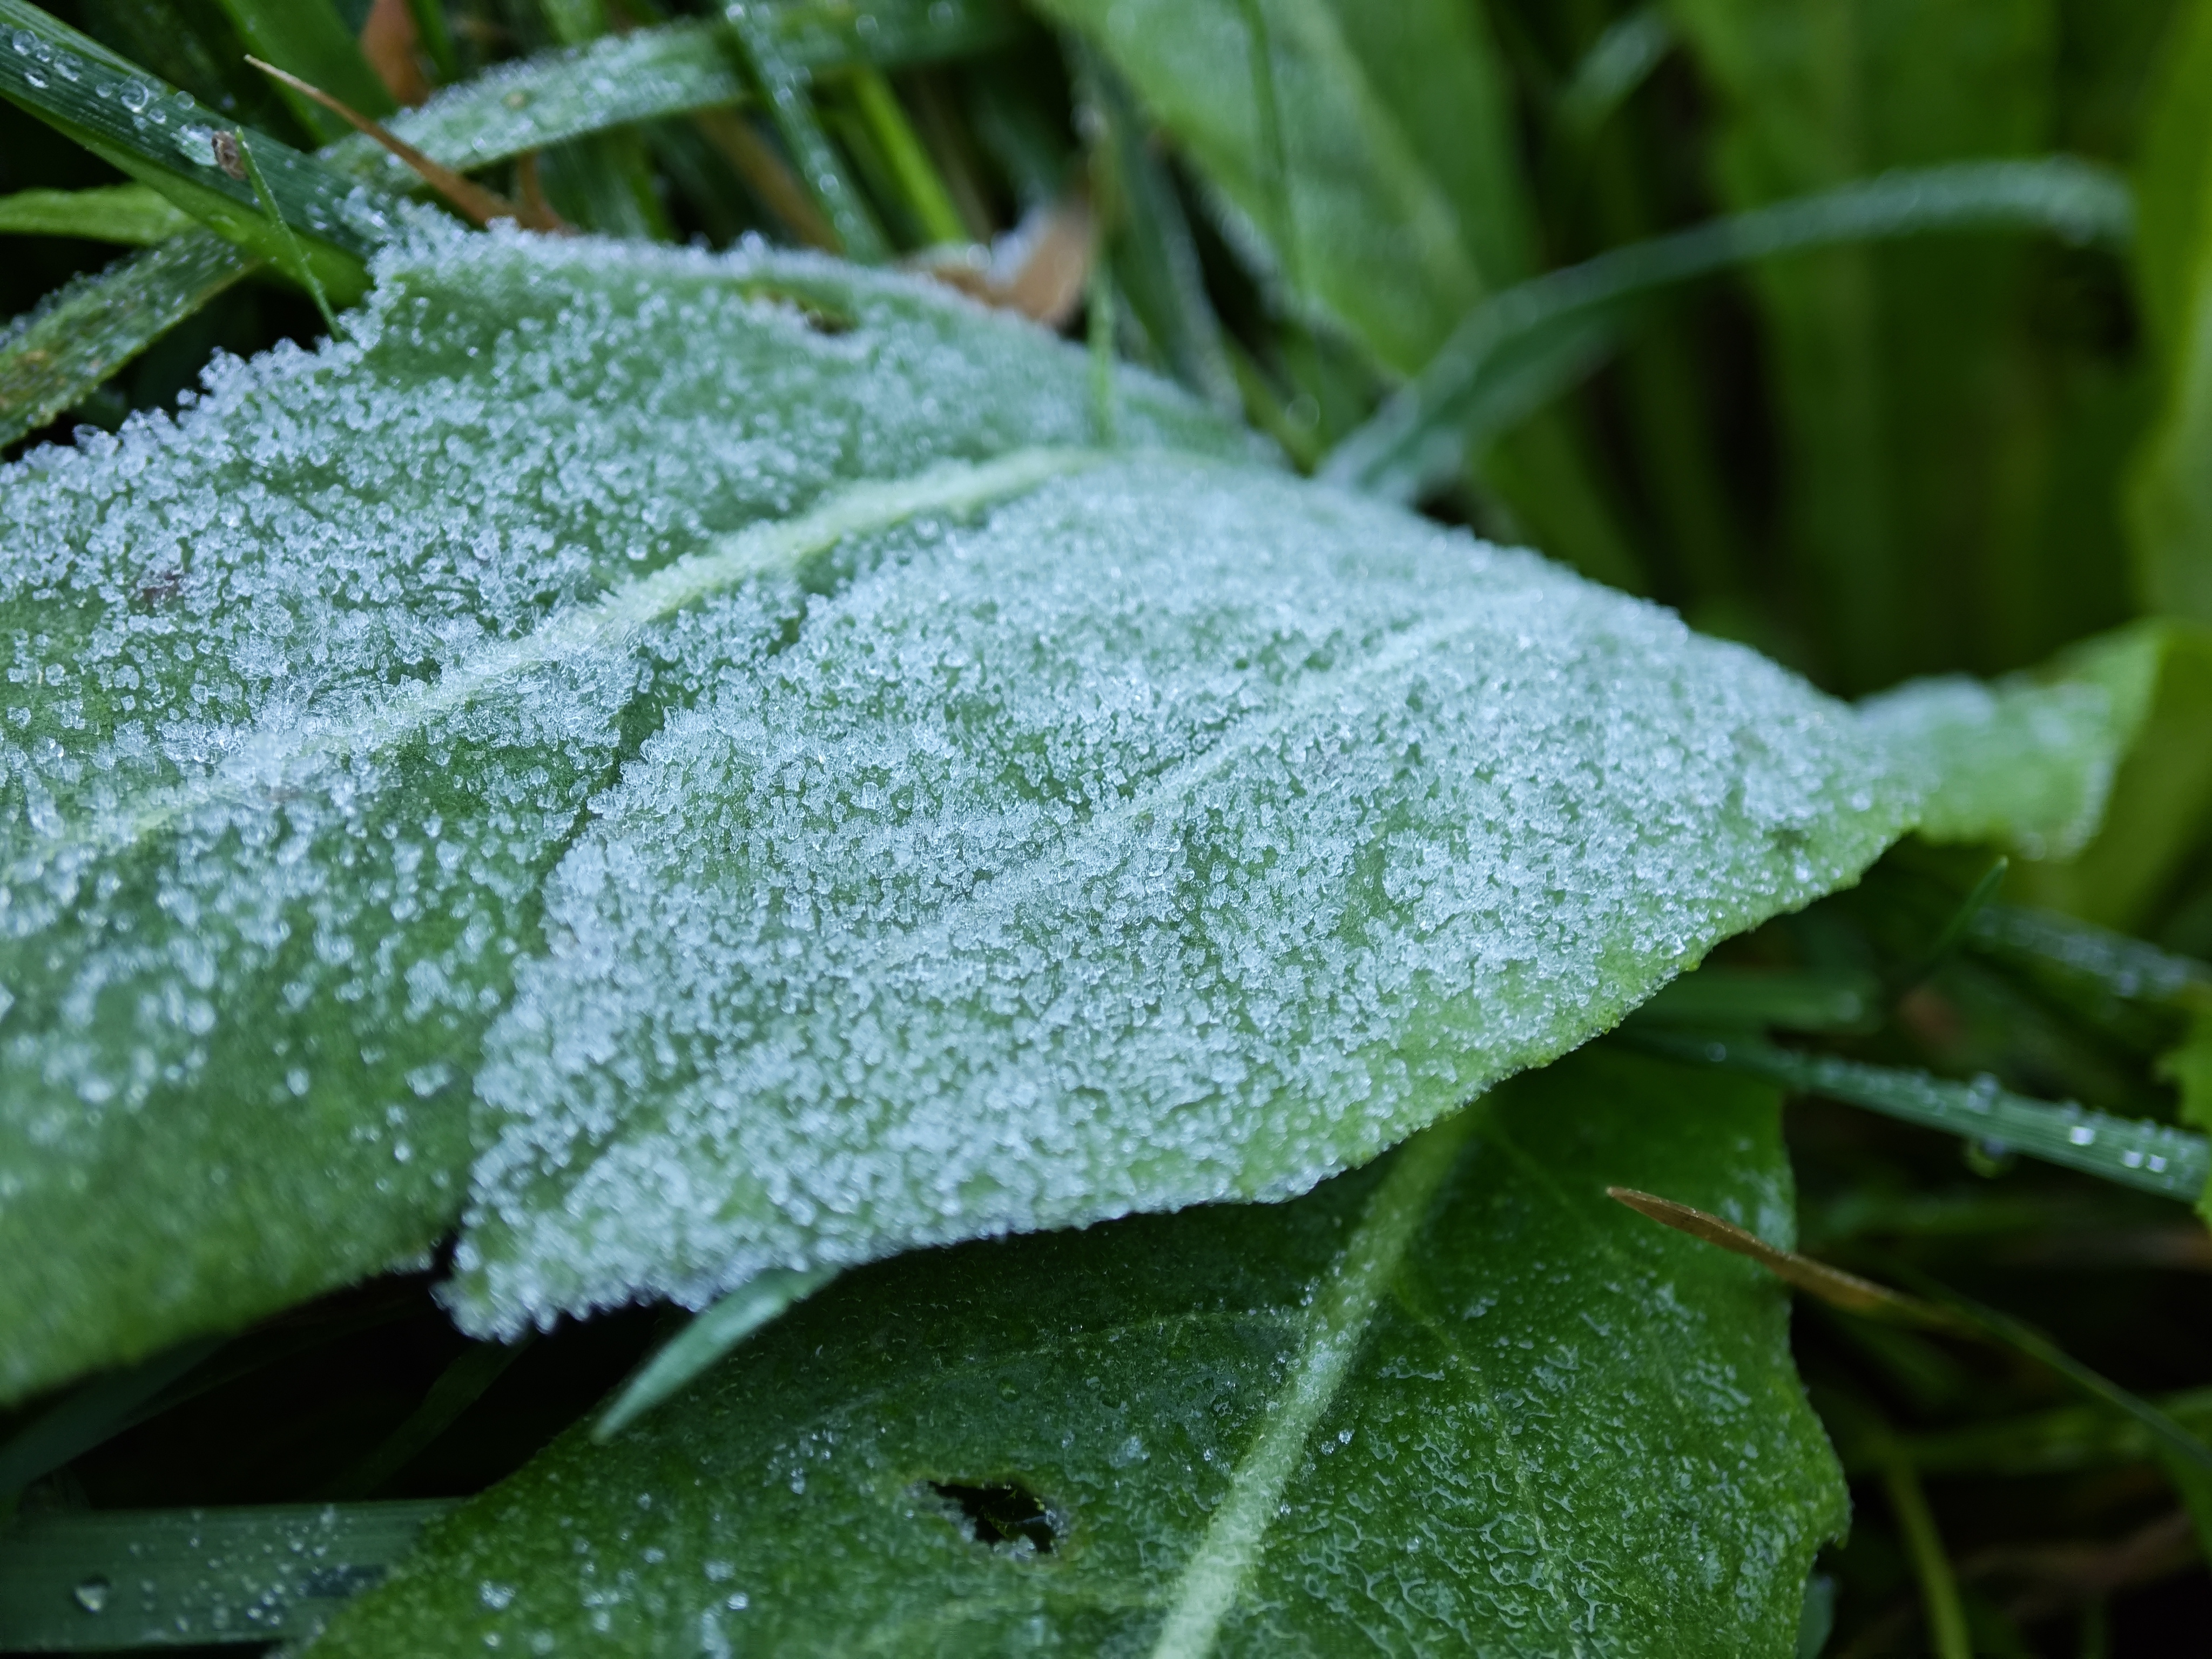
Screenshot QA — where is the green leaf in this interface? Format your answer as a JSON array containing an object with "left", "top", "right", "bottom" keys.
[
  {"left": 1035, "top": 0, "right": 1644, "bottom": 590},
  {"left": 0, "top": 232, "right": 256, "bottom": 450},
  {"left": 0, "top": 182, "right": 192, "bottom": 244},
  {"left": 0, "top": 234, "right": 1238, "bottom": 1404},
  {"left": 0, "top": 0, "right": 392, "bottom": 302},
  {"left": 0, "top": 229, "right": 2058, "bottom": 1401},
  {"left": 1858, "top": 623, "right": 2157, "bottom": 860},
  {"left": 309, "top": 1049, "right": 1846, "bottom": 1657},
  {"left": 2129, "top": 0, "right": 2212, "bottom": 623}
]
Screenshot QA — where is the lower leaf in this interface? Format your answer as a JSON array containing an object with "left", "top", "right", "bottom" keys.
[{"left": 309, "top": 1047, "right": 1845, "bottom": 1657}]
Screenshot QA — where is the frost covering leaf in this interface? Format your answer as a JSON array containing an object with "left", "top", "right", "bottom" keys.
[
  {"left": 3, "top": 229, "right": 1935, "bottom": 1397},
  {"left": 311, "top": 1050, "right": 1846, "bottom": 1657},
  {"left": 448, "top": 450, "right": 1912, "bottom": 1336},
  {"left": 1858, "top": 623, "right": 2166, "bottom": 861},
  {"left": 0, "top": 232, "right": 1236, "bottom": 1403}
]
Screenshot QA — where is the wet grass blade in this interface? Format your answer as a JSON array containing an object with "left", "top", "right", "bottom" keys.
[
  {"left": 332, "top": 2, "right": 1018, "bottom": 197},
  {"left": 1326, "top": 158, "right": 2135, "bottom": 503},
  {"left": 235, "top": 128, "right": 338, "bottom": 335},
  {"left": 248, "top": 55, "right": 539, "bottom": 230},
  {"left": 0, "top": 232, "right": 255, "bottom": 449},
  {"left": 0, "top": 0, "right": 389, "bottom": 300},
  {"left": 1900, "top": 1388, "right": 2212, "bottom": 1477},
  {"left": 1626, "top": 1030, "right": 2210, "bottom": 1199},
  {"left": 0, "top": 0, "right": 1017, "bottom": 451},
  {"left": 0, "top": 183, "right": 191, "bottom": 242},
  {"left": 593, "top": 1267, "right": 836, "bottom": 1442},
  {"left": 1969, "top": 902, "right": 2212, "bottom": 1015},
  {"left": 1897, "top": 1269, "right": 2212, "bottom": 1480},
  {"left": 0, "top": 1501, "right": 452, "bottom": 1650},
  {"left": 1555, "top": 6, "right": 1673, "bottom": 140},
  {"left": 727, "top": 3, "right": 889, "bottom": 261}
]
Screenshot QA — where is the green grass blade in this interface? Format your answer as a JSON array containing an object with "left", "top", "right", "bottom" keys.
[
  {"left": 0, "top": 232, "right": 255, "bottom": 450},
  {"left": 593, "top": 1267, "right": 836, "bottom": 1442},
  {"left": 0, "top": 1501, "right": 451, "bottom": 1650},
  {"left": 1626, "top": 967, "right": 1881, "bottom": 1033},
  {"left": 235, "top": 129, "right": 338, "bottom": 334},
  {"left": 0, "top": 0, "right": 388, "bottom": 300},
  {"left": 1, "top": 2, "right": 1018, "bottom": 448},
  {"left": 208, "top": 0, "right": 396, "bottom": 142},
  {"left": 2120, "top": 0, "right": 2212, "bottom": 625},
  {"left": 402, "top": 0, "right": 458, "bottom": 86},
  {"left": 526, "top": 0, "right": 669, "bottom": 242},
  {"left": 322, "top": 1339, "right": 533, "bottom": 1500},
  {"left": 0, "top": 183, "right": 191, "bottom": 242},
  {"left": 1969, "top": 901, "right": 2212, "bottom": 1014},
  {"left": 1325, "top": 158, "right": 2134, "bottom": 503},
  {"left": 726, "top": 2, "right": 890, "bottom": 261},
  {"left": 1905, "top": 1272, "right": 2212, "bottom": 1479},
  {"left": 1900, "top": 1387, "right": 2212, "bottom": 1476},
  {"left": 0, "top": 1338, "right": 221, "bottom": 1510},
  {"left": 848, "top": 68, "right": 967, "bottom": 246},
  {"left": 1556, "top": 5, "right": 1673, "bottom": 140},
  {"left": 1883, "top": 1454, "right": 1973, "bottom": 1659},
  {"left": 1075, "top": 43, "right": 1240, "bottom": 415},
  {"left": 1627, "top": 1030, "right": 2210, "bottom": 1199}
]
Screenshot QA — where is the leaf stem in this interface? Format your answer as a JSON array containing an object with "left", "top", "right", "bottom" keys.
[{"left": 1881, "top": 1452, "right": 1972, "bottom": 1659}]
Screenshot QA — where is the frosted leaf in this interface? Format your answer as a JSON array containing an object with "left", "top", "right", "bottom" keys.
[
  {"left": 0, "top": 228, "right": 1238, "bottom": 1401},
  {"left": 1859, "top": 647, "right": 2149, "bottom": 860},
  {"left": 446, "top": 454, "right": 1914, "bottom": 1334}
]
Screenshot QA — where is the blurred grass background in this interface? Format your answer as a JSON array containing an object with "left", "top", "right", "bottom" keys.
[{"left": 6, "top": 0, "right": 2212, "bottom": 1651}]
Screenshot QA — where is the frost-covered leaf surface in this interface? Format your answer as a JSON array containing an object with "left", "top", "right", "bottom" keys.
[
  {"left": 3, "top": 225, "right": 1926, "bottom": 1402},
  {"left": 0, "top": 231, "right": 1235, "bottom": 1402},
  {"left": 311, "top": 1049, "right": 1846, "bottom": 1658},
  {"left": 446, "top": 452, "right": 1911, "bottom": 1336},
  {"left": 1857, "top": 648, "right": 2151, "bottom": 860}
]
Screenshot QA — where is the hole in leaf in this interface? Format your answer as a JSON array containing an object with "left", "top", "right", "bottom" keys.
[
  {"left": 734, "top": 281, "right": 857, "bottom": 336},
  {"left": 927, "top": 1480, "right": 1057, "bottom": 1554}
]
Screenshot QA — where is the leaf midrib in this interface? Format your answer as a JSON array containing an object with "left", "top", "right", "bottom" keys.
[{"left": 1142, "top": 1107, "right": 1480, "bottom": 1658}]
